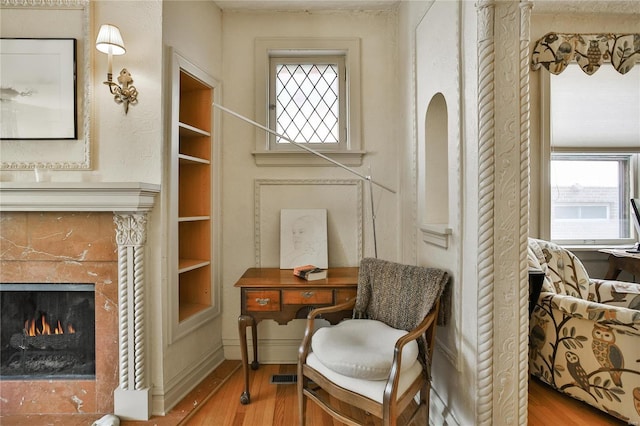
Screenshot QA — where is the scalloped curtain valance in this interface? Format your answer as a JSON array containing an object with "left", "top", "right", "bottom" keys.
[{"left": 531, "top": 33, "right": 640, "bottom": 75}]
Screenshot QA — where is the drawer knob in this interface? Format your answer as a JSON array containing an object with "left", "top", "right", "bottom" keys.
[
  {"left": 302, "top": 291, "right": 315, "bottom": 299},
  {"left": 256, "top": 298, "right": 270, "bottom": 306}
]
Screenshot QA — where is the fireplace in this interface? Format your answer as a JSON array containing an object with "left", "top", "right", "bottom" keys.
[
  {"left": 0, "top": 211, "right": 119, "bottom": 415},
  {"left": 0, "top": 182, "right": 159, "bottom": 419},
  {"left": 1, "top": 283, "right": 96, "bottom": 380}
]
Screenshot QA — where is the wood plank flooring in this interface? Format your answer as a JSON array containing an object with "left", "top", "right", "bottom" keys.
[
  {"left": 181, "top": 362, "right": 625, "bottom": 426},
  {"left": 1, "top": 360, "right": 625, "bottom": 425}
]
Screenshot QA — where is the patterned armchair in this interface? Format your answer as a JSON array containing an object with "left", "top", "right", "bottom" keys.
[{"left": 528, "top": 238, "right": 640, "bottom": 424}]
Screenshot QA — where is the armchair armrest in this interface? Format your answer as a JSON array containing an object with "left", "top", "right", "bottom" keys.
[
  {"left": 384, "top": 302, "right": 440, "bottom": 406},
  {"left": 589, "top": 279, "right": 640, "bottom": 308},
  {"left": 539, "top": 291, "right": 640, "bottom": 335}
]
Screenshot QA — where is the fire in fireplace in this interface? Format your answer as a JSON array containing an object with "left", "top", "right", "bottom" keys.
[{"left": 0, "top": 283, "right": 95, "bottom": 380}]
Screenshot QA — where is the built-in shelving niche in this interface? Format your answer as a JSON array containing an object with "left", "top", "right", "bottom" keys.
[{"left": 168, "top": 48, "right": 221, "bottom": 341}]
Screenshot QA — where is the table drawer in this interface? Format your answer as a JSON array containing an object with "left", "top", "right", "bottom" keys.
[
  {"left": 245, "top": 290, "right": 281, "bottom": 312},
  {"left": 335, "top": 289, "right": 357, "bottom": 304},
  {"left": 283, "top": 289, "right": 333, "bottom": 305}
]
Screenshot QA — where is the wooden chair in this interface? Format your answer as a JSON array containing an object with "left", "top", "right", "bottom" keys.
[{"left": 297, "top": 258, "right": 449, "bottom": 426}]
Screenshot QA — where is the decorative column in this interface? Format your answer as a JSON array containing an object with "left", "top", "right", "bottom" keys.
[
  {"left": 476, "top": 0, "right": 532, "bottom": 424},
  {"left": 476, "top": 1, "right": 496, "bottom": 424},
  {"left": 113, "top": 212, "right": 151, "bottom": 420}
]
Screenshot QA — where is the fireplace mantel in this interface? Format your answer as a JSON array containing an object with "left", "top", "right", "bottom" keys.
[
  {"left": 0, "top": 182, "right": 160, "bottom": 212},
  {"left": 0, "top": 182, "right": 161, "bottom": 420}
]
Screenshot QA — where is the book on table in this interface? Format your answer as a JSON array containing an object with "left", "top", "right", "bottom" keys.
[{"left": 293, "top": 265, "right": 328, "bottom": 281}]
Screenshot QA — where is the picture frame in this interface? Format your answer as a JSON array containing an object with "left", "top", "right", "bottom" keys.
[
  {"left": 0, "top": 38, "right": 77, "bottom": 140},
  {"left": 280, "top": 208, "right": 329, "bottom": 269}
]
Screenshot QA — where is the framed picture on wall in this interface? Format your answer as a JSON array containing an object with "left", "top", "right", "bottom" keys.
[
  {"left": 280, "top": 208, "right": 329, "bottom": 269},
  {"left": 0, "top": 38, "right": 77, "bottom": 140}
]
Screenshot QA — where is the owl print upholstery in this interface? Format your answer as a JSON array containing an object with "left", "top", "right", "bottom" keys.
[
  {"left": 528, "top": 238, "right": 640, "bottom": 424},
  {"left": 565, "top": 351, "right": 590, "bottom": 392},
  {"left": 592, "top": 323, "right": 624, "bottom": 387}
]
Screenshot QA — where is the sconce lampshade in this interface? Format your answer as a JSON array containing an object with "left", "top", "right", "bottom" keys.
[{"left": 96, "top": 24, "right": 126, "bottom": 55}]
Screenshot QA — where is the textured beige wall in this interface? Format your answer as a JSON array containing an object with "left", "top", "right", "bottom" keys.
[{"left": 219, "top": 8, "right": 400, "bottom": 363}]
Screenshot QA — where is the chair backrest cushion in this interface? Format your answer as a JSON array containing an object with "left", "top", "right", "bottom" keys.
[
  {"left": 528, "top": 239, "right": 556, "bottom": 293},
  {"left": 528, "top": 238, "right": 590, "bottom": 299}
]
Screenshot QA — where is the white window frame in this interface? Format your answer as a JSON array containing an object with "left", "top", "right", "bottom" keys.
[
  {"left": 254, "top": 37, "right": 364, "bottom": 166},
  {"left": 540, "top": 68, "right": 640, "bottom": 247},
  {"left": 269, "top": 56, "right": 345, "bottom": 149}
]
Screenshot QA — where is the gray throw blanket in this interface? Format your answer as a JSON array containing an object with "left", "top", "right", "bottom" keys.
[{"left": 353, "top": 257, "right": 450, "bottom": 380}]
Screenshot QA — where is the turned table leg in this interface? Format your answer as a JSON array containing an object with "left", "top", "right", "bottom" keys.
[{"left": 238, "top": 314, "right": 257, "bottom": 404}]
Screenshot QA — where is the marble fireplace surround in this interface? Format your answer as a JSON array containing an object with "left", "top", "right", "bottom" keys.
[{"left": 0, "top": 182, "right": 160, "bottom": 420}]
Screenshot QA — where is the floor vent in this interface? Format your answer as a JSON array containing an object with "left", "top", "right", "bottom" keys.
[{"left": 270, "top": 374, "right": 297, "bottom": 384}]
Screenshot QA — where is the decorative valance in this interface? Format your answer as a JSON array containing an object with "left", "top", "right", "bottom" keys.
[{"left": 531, "top": 33, "right": 640, "bottom": 75}]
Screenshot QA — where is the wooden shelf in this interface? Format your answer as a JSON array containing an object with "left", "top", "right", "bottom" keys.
[
  {"left": 179, "top": 154, "right": 210, "bottom": 165},
  {"left": 179, "top": 216, "right": 210, "bottom": 222},
  {"left": 179, "top": 265, "right": 211, "bottom": 321},
  {"left": 171, "top": 57, "right": 217, "bottom": 327},
  {"left": 179, "top": 258, "right": 210, "bottom": 274},
  {"left": 178, "top": 301, "right": 210, "bottom": 322},
  {"left": 179, "top": 122, "right": 210, "bottom": 138}
]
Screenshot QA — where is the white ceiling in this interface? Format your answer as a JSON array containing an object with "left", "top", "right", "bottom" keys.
[
  {"left": 533, "top": 0, "right": 640, "bottom": 14},
  {"left": 214, "top": 0, "right": 399, "bottom": 11},
  {"left": 213, "top": 0, "right": 640, "bottom": 14}
]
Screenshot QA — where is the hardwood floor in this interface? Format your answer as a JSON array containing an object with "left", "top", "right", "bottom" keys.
[
  {"left": 181, "top": 363, "right": 624, "bottom": 426},
  {"left": 528, "top": 377, "right": 625, "bottom": 426},
  {"left": 1, "top": 360, "right": 625, "bottom": 425}
]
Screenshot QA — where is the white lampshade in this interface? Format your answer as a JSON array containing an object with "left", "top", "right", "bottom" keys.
[{"left": 96, "top": 24, "right": 126, "bottom": 55}]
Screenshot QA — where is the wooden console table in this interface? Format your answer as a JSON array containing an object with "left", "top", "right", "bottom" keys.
[
  {"left": 233, "top": 267, "right": 358, "bottom": 404},
  {"left": 599, "top": 249, "right": 640, "bottom": 282}
]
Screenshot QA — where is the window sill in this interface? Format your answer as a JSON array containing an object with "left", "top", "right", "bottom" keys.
[
  {"left": 561, "top": 244, "right": 637, "bottom": 252},
  {"left": 420, "top": 224, "right": 452, "bottom": 249},
  {"left": 252, "top": 150, "right": 366, "bottom": 167}
]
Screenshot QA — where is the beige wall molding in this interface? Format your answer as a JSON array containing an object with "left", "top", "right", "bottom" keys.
[
  {"left": 254, "top": 179, "right": 363, "bottom": 268},
  {"left": 0, "top": 0, "right": 91, "bottom": 170}
]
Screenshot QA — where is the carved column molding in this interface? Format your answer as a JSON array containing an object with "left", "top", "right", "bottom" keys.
[
  {"left": 477, "top": 0, "right": 531, "bottom": 424},
  {"left": 113, "top": 212, "right": 151, "bottom": 420},
  {"left": 476, "top": 1, "right": 496, "bottom": 424},
  {"left": 518, "top": 3, "right": 533, "bottom": 426}
]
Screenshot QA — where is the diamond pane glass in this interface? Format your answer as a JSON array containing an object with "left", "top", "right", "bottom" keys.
[{"left": 275, "top": 63, "right": 339, "bottom": 144}]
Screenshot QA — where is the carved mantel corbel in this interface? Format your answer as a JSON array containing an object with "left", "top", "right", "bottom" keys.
[{"left": 113, "top": 212, "right": 152, "bottom": 420}]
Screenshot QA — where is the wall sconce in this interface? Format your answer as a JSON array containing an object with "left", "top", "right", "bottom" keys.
[{"left": 95, "top": 24, "right": 138, "bottom": 114}]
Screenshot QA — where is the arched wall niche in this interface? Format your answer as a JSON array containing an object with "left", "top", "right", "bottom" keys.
[{"left": 424, "top": 93, "right": 449, "bottom": 225}]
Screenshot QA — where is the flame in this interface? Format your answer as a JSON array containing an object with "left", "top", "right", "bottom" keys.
[{"left": 24, "top": 314, "right": 75, "bottom": 337}]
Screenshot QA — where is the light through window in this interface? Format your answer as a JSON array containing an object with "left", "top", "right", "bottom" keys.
[
  {"left": 544, "top": 63, "right": 640, "bottom": 245},
  {"left": 550, "top": 156, "right": 633, "bottom": 242},
  {"left": 274, "top": 63, "right": 339, "bottom": 144},
  {"left": 269, "top": 55, "right": 346, "bottom": 149}
]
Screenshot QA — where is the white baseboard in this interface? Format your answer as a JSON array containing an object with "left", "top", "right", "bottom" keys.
[
  {"left": 223, "top": 338, "right": 301, "bottom": 364},
  {"left": 429, "top": 387, "right": 460, "bottom": 425},
  {"left": 151, "top": 345, "right": 225, "bottom": 415}
]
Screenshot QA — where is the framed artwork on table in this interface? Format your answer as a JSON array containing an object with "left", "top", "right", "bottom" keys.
[
  {"left": 0, "top": 38, "right": 77, "bottom": 140},
  {"left": 280, "top": 208, "right": 329, "bottom": 269}
]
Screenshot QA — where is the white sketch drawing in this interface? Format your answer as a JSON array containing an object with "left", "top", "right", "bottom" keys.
[{"left": 280, "top": 209, "right": 328, "bottom": 269}]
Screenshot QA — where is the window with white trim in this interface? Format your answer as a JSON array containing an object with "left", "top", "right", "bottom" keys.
[
  {"left": 254, "top": 38, "right": 363, "bottom": 166},
  {"left": 269, "top": 56, "right": 346, "bottom": 149},
  {"left": 542, "top": 63, "right": 640, "bottom": 246}
]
